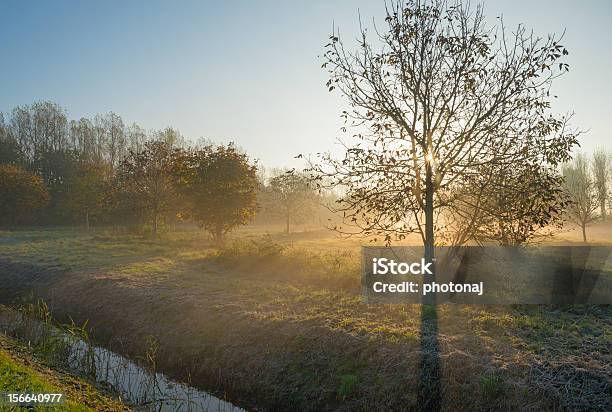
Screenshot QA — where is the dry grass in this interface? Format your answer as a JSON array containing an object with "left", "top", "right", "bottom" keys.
[{"left": 0, "top": 225, "right": 610, "bottom": 410}]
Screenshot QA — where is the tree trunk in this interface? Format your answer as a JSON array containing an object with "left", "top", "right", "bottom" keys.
[
  {"left": 424, "top": 161, "right": 435, "bottom": 304},
  {"left": 499, "top": 218, "right": 508, "bottom": 245},
  {"left": 286, "top": 214, "right": 290, "bottom": 234},
  {"left": 418, "top": 158, "right": 441, "bottom": 411},
  {"left": 582, "top": 223, "right": 587, "bottom": 243},
  {"left": 601, "top": 202, "right": 607, "bottom": 221},
  {"left": 85, "top": 210, "right": 90, "bottom": 232}
]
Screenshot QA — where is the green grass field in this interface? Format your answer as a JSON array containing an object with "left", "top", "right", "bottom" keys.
[
  {"left": 0, "top": 226, "right": 610, "bottom": 410},
  {"left": 0, "top": 333, "right": 130, "bottom": 411}
]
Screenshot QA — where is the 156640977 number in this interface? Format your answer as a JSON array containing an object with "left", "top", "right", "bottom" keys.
[{"left": 2, "top": 393, "right": 64, "bottom": 405}]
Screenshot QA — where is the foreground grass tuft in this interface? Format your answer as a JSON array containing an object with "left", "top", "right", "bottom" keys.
[{"left": 479, "top": 374, "right": 505, "bottom": 399}]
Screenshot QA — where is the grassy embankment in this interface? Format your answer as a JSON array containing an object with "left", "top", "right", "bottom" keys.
[
  {"left": 0, "top": 225, "right": 610, "bottom": 410},
  {"left": 0, "top": 332, "right": 130, "bottom": 411}
]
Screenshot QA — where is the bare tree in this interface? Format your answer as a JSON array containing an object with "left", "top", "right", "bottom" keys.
[
  {"left": 126, "top": 122, "right": 148, "bottom": 154},
  {"left": 116, "top": 141, "right": 179, "bottom": 239},
  {"left": 592, "top": 149, "right": 610, "bottom": 220},
  {"left": 8, "top": 101, "right": 69, "bottom": 167},
  {"left": 154, "top": 127, "right": 185, "bottom": 148},
  {"left": 104, "top": 112, "right": 126, "bottom": 171},
  {"left": 562, "top": 154, "right": 598, "bottom": 242},
  {"left": 69, "top": 118, "right": 99, "bottom": 162},
  {"left": 310, "top": 0, "right": 578, "bottom": 264},
  {"left": 268, "top": 170, "right": 319, "bottom": 233},
  {"left": 92, "top": 112, "right": 126, "bottom": 171}
]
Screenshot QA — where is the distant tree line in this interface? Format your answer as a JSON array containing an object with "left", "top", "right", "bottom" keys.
[
  {"left": 562, "top": 150, "right": 612, "bottom": 242},
  {"left": 0, "top": 101, "right": 323, "bottom": 241},
  {"left": 0, "top": 101, "right": 183, "bottom": 228}
]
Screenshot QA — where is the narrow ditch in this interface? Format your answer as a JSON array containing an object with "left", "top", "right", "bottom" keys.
[{"left": 0, "top": 305, "right": 244, "bottom": 411}]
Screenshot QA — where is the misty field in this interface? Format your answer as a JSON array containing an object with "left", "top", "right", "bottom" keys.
[{"left": 0, "top": 226, "right": 610, "bottom": 411}]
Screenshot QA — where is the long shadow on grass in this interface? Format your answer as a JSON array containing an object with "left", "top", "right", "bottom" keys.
[{"left": 418, "top": 304, "right": 441, "bottom": 411}]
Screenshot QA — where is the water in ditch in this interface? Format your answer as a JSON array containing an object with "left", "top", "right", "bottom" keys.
[{"left": 0, "top": 305, "right": 244, "bottom": 411}]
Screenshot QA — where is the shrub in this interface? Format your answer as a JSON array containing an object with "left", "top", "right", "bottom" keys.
[{"left": 217, "top": 234, "right": 285, "bottom": 262}]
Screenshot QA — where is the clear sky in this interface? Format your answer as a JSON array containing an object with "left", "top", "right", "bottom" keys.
[{"left": 1, "top": 0, "right": 610, "bottom": 168}]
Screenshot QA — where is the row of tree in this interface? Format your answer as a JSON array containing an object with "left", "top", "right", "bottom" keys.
[
  {"left": 0, "top": 96, "right": 608, "bottom": 244},
  {"left": 0, "top": 101, "right": 323, "bottom": 240},
  {"left": 0, "top": 101, "right": 184, "bottom": 225},
  {"left": 563, "top": 150, "right": 611, "bottom": 241}
]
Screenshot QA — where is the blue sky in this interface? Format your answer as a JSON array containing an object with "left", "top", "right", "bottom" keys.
[{"left": 1, "top": 0, "right": 610, "bottom": 168}]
